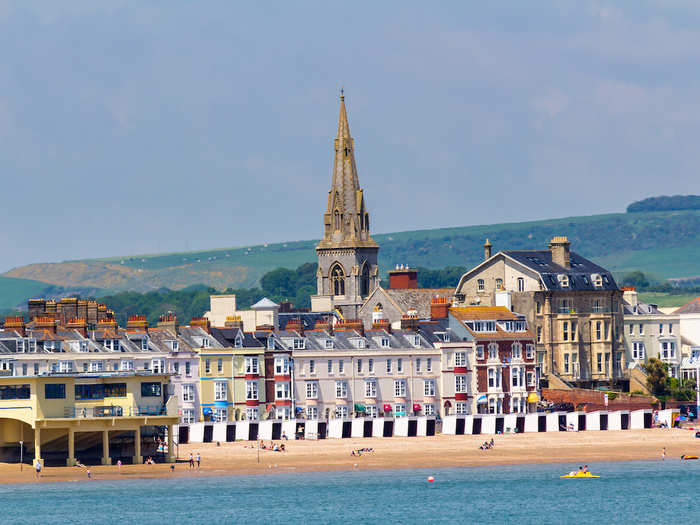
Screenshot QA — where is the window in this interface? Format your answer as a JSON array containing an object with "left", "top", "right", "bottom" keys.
[
  {"left": 234, "top": 336, "right": 242, "bottom": 348},
  {"left": 397, "top": 359, "right": 403, "bottom": 373},
  {"left": 202, "top": 337, "right": 210, "bottom": 348},
  {"left": 357, "top": 359, "right": 362, "bottom": 373},
  {"left": 512, "top": 343, "right": 522, "bottom": 359},
  {"left": 526, "top": 344, "right": 534, "bottom": 359},
  {"left": 275, "top": 356, "right": 290, "bottom": 375},
  {"left": 365, "top": 405, "right": 378, "bottom": 418},
  {"left": 659, "top": 323, "right": 664, "bottom": 335},
  {"left": 305, "top": 406, "right": 318, "bottom": 420},
  {"left": 365, "top": 380, "right": 377, "bottom": 398},
  {"left": 170, "top": 340, "right": 179, "bottom": 351},
  {"left": 426, "top": 358, "right": 432, "bottom": 372},
  {"left": 103, "top": 383, "right": 126, "bottom": 397},
  {"left": 183, "top": 384, "right": 195, "bottom": 402},
  {"left": 669, "top": 323, "right": 673, "bottom": 334},
  {"left": 214, "top": 381, "right": 227, "bottom": 401},
  {"left": 75, "top": 384, "right": 103, "bottom": 400},
  {"left": 527, "top": 371, "right": 536, "bottom": 386},
  {"left": 245, "top": 356, "right": 259, "bottom": 374},
  {"left": 488, "top": 344, "right": 498, "bottom": 360},
  {"left": 512, "top": 367, "right": 523, "bottom": 388},
  {"left": 0, "top": 384, "right": 30, "bottom": 400},
  {"left": 536, "top": 326, "right": 542, "bottom": 343},
  {"left": 309, "top": 360, "right": 316, "bottom": 374},
  {"left": 246, "top": 381, "right": 259, "bottom": 400},
  {"left": 173, "top": 362, "right": 180, "bottom": 375},
  {"left": 306, "top": 381, "right": 318, "bottom": 399},
  {"left": 596, "top": 353, "right": 602, "bottom": 373},
  {"left": 639, "top": 323, "right": 644, "bottom": 335},
  {"left": 141, "top": 382, "right": 162, "bottom": 397},
  {"left": 413, "top": 335, "right": 421, "bottom": 347},
  {"left": 593, "top": 274, "right": 603, "bottom": 287},
  {"left": 325, "top": 339, "right": 334, "bottom": 349},
  {"left": 562, "top": 322, "right": 569, "bottom": 341},
  {"left": 83, "top": 363, "right": 88, "bottom": 373},
  {"left": 386, "top": 359, "right": 392, "bottom": 374},
  {"left": 335, "top": 380, "right": 348, "bottom": 398},
  {"left": 455, "top": 402, "right": 468, "bottom": 415},
  {"left": 424, "top": 379, "right": 436, "bottom": 396},
  {"left": 276, "top": 382, "right": 291, "bottom": 400},
  {"left": 45, "top": 384, "right": 65, "bottom": 399},
  {"left": 79, "top": 341, "right": 88, "bottom": 352},
  {"left": 331, "top": 264, "right": 345, "bottom": 296},
  {"left": 293, "top": 338, "right": 305, "bottom": 349},
  {"left": 487, "top": 368, "right": 501, "bottom": 388},
  {"left": 455, "top": 376, "right": 467, "bottom": 393},
  {"left": 595, "top": 321, "right": 602, "bottom": 340},
  {"left": 34, "top": 363, "right": 39, "bottom": 375},
  {"left": 217, "top": 358, "right": 223, "bottom": 373},
  {"left": 661, "top": 342, "right": 676, "bottom": 359},
  {"left": 476, "top": 345, "right": 484, "bottom": 359},
  {"left": 628, "top": 324, "right": 633, "bottom": 335},
  {"left": 120, "top": 360, "right": 134, "bottom": 371},
  {"left": 185, "top": 362, "right": 191, "bottom": 376},
  {"left": 368, "top": 359, "right": 374, "bottom": 373},
  {"left": 495, "top": 278, "right": 503, "bottom": 290},
  {"left": 335, "top": 405, "right": 349, "bottom": 418},
  {"left": 381, "top": 338, "right": 390, "bottom": 348},
  {"left": 424, "top": 404, "right": 435, "bottom": 416},
  {"left": 21, "top": 363, "right": 27, "bottom": 376},
  {"left": 182, "top": 408, "right": 195, "bottom": 424},
  {"left": 571, "top": 321, "right": 577, "bottom": 341},
  {"left": 152, "top": 359, "right": 165, "bottom": 374},
  {"left": 517, "top": 277, "right": 525, "bottom": 292},
  {"left": 205, "top": 359, "right": 211, "bottom": 374},
  {"left": 141, "top": 338, "right": 149, "bottom": 351},
  {"left": 328, "top": 360, "right": 333, "bottom": 374},
  {"left": 632, "top": 342, "right": 645, "bottom": 360},
  {"left": 89, "top": 361, "right": 104, "bottom": 372},
  {"left": 416, "top": 358, "right": 421, "bottom": 372},
  {"left": 536, "top": 302, "right": 541, "bottom": 314},
  {"left": 393, "top": 403, "right": 406, "bottom": 416},
  {"left": 454, "top": 352, "right": 466, "bottom": 367},
  {"left": 394, "top": 379, "right": 406, "bottom": 397},
  {"left": 477, "top": 279, "right": 485, "bottom": 292},
  {"left": 338, "top": 360, "right": 345, "bottom": 374},
  {"left": 564, "top": 353, "right": 570, "bottom": 373},
  {"left": 59, "top": 361, "right": 73, "bottom": 373},
  {"left": 213, "top": 407, "right": 227, "bottom": 422},
  {"left": 246, "top": 407, "right": 259, "bottom": 421}
]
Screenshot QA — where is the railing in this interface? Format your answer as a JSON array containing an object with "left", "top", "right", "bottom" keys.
[
  {"left": 0, "top": 370, "right": 13, "bottom": 377},
  {"left": 60, "top": 404, "right": 168, "bottom": 418}
]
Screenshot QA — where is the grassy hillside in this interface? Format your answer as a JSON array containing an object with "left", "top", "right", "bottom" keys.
[
  {"left": 0, "top": 277, "right": 53, "bottom": 310},
  {"left": 3, "top": 210, "right": 699, "bottom": 298}
]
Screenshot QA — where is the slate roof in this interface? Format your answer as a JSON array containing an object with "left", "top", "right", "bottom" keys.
[
  {"left": 674, "top": 297, "right": 700, "bottom": 315},
  {"left": 278, "top": 312, "right": 337, "bottom": 331},
  {"left": 502, "top": 250, "right": 618, "bottom": 291},
  {"left": 251, "top": 297, "right": 279, "bottom": 309},
  {"left": 623, "top": 302, "right": 665, "bottom": 315},
  {"left": 384, "top": 288, "right": 454, "bottom": 318}
]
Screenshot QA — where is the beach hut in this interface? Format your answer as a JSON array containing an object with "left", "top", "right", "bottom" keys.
[
  {"left": 189, "top": 422, "right": 205, "bottom": 443},
  {"left": 281, "top": 420, "right": 297, "bottom": 440},
  {"left": 258, "top": 420, "right": 273, "bottom": 441},
  {"left": 441, "top": 415, "right": 457, "bottom": 435},
  {"left": 586, "top": 411, "right": 602, "bottom": 431},
  {"left": 304, "top": 419, "right": 318, "bottom": 439},
  {"left": 463, "top": 415, "right": 474, "bottom": 435},
  {"left": 372, "top": 417, "right": 387, "bottom": 437},
  {"left": 565, "top": 411, "right": 583, "bottom": 431},
  {"left": 212, "top": 422, "right": 227, "bottom": 443},
  {"left": 235, "top": 420, "right": 249, "bottom": 441},
  {"left": 394, "top": 417, "right": 410, "bottom": 437},
  {"left": 328, "top": 419, "right": 344, "bottom": 438},
  {"left": 524, "top": 413, "right": 539, "bottom": 433},
  {"left": 608, "top": 410, "right": 629, "bottom": 431},
  {"left": 351, "top": 418, "right": 365, "bottom": 438},
  {"left": 178, "top": 424, "right": 190, "bottom": 444},
  {"left": 503, "top": 414, "right": 518, "bottom": 433},
  {"left": 471, "top": 415, "right": 482, "bottom": 435},
  {"left": 416, "top": 417, "right": 435, "bottom": 437},
  {"left": 630, "top": 409, "right": 652, "bottom": 429},
  {"left": 481, "top": 415, "right": 497, "bottom": 435},
  {"left": 546, "top": 412, "right": 563, "bottom": 432},
  {"left": 226, "top": 423, "right": 236, "bottom": 442}
]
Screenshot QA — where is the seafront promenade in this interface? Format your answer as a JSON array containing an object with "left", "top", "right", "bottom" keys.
[{"left": 1, "top": 428, "right": 698, "bottom": 483}]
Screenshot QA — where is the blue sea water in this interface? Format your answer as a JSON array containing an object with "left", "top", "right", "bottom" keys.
[{"left": 0, "top": 460, "right": 697, "bottom": 524}]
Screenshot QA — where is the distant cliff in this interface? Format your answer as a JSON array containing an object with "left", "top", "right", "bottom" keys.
[{"left": 627, "top": 195, "right": 700, "bottom": 213}]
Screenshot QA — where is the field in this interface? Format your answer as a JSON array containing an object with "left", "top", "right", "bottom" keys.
[{"left": 2, "top": 209, "right": 699, "bottom": 304}]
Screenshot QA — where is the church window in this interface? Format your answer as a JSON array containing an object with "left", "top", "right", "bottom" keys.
[
  {"left": 364, "top": 213, "right": 369, "bottom": 231},
  {"left": 334, "top": 210, "right": 341, "bottom": 230},
  {"left": 331, "top": 264, "right": 345, "bottom": 296},
  {"left": 360, "top": 263, "right": 370, "bottom": 296}
]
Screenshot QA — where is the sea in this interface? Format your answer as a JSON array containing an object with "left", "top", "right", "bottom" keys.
[{"left": 0, "top": 459, "right": 696, "bottom": 524}]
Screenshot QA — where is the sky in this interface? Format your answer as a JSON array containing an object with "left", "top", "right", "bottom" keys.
[{"left": 1, "top": 1, "right": 699, "bottom": 272}]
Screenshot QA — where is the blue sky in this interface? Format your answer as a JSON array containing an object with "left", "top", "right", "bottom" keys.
[{"left": 1, "top": 1, "right": 699, "bottom": 272}]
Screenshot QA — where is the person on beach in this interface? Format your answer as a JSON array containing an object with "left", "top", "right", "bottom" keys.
[
  {"left": 196, "top": 452, "right": 201, "bottom": 469},
  {"left": 117, "top": 459, "right": 122, "bottom": 472},
  {"left": 282, "top": 431, "right": 288, "bottom": 440},
  {"left": 34, "top": 460, "right": 41, "bottom": 480},
  {"left": 87, "top": 469, "right": 92, "bottom": 479},
  {"left": 662, "top": 447, "right": 666, "bottom": 461},
  {"left": 189, "top": 452, "right": 194, "bottom": 468}
]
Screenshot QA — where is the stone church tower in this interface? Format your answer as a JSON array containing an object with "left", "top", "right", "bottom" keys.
[{"left": 310, "top": 92, "right": 379, "bottom": 318}]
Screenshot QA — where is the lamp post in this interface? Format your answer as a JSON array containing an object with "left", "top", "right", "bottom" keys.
[{"left": 19, "top": 440, "right": 23, "bottom": 471}]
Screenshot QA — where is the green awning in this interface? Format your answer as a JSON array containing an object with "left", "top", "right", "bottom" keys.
[{"left": 354, "top": 403, "right": 366, "bottom": 412}]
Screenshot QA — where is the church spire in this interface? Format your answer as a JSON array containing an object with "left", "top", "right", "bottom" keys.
[{"left": 318, "top": 90, "right": 377, "bottom": 250}]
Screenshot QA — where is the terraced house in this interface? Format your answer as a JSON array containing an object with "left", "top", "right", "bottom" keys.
[{"left": 454, "top": 236, "right": 625, "bottom": 390}]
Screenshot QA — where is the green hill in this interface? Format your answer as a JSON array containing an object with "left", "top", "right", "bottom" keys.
[{"left": 3, "top": 210, "right": 699, "bottom": 302}]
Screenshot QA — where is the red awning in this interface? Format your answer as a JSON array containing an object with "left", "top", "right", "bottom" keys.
[
  {"left": 443, "top": 400, "right": 452, "bottom": 408},
  {"left": 383, "top": 404, "right": 392, "bottom": 412},
  {"left": 413, "top": 403, "right": 421, "bottom": 412}
]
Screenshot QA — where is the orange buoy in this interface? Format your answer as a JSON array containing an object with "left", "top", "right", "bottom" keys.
[{"left": 428, "top": 476, "right": 435, "bottom": 483}]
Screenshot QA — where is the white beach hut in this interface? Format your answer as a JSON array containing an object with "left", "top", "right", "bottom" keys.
[
  {"left": 212, "top": 422, "right": 227, "bottom": 443},
  {"left": 481, "top": 415, "right": 496, "bottom": 435},
  {"left": 189, "top": 422, "right": 205, "bottom": 443}
]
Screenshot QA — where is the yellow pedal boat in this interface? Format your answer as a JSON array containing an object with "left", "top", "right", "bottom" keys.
[{"left": 560, "top": 472, "right": 600, "bottom": 479}]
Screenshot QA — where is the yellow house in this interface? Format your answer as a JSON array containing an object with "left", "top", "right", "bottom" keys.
[
  {"left": 197, "top": 333, "right": 266, "bottom": 422},
  {"left": 0, "top": 373, "right": 178, "bottom": 466}
]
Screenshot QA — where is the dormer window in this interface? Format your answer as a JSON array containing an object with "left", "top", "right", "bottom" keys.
[
  {"left": 170, "top": 340, "right": 179, "bottom": 351},
  {"left": 80, "top": 341, "right": 88, "bottom": 352},
  {"left": 16, "top": 340, "right": 25, "bottom": 353},
  {"left": 557, "top": 274, "right": 569, "bottom": 287},
  {"left": 592, "top": 274, "right": 603, "bottom": 288},
  {"left": 202, "top": 337, "right": 210, "bottom": 348},
  {"left": 293, "top": 338, "right": 305, "bottom": 350},
  {"left": 141, "top": 338, "right": 149, "bottom": 351},
  {"left": 412, "top": 335, "right": 420, "bottom": 347},
  {"left": 267, "top": 337, "right": 275, "bottom": 350},
  {"left": 355, "top": 339, "right": 366, "bottom": 349},
  {"left": 380, "top": 338, "right": 390, "bottom": 348},
  {"left": 325, "top": 339, "right": 334, "bottom": 349},
  {"left": 234, "top": 336, "right": 243, "bottom": 348}
]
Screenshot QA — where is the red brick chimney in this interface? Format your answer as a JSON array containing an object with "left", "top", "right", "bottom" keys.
[
  {"left": 285, "top": 318, "right": 304, "bottom": 336},
  {"left": 389, "top": 265, "right": 418, "bottom": 289},
  {"left": 34, "top": 316, "right": 57, "bottom": 334},
  {"left": 126, "top": 314, "right": 148, "bottom": 332},
  {"left": 65, "top": 318, "right": 88, "bottom": 337},
  {"left": 4, "top": 316, "right": 25, "bottom": 337},
  {"left": 400, "top": 314, "right": 419, "bottom": 331},
  {"left": 314, "top": 318, "right": 333, "bottom": 333},
  {"left": 431, "top": 296, "right": 449, "bottom": 320},
  {"left": 336, "top": 318, "right": 364, "bottom": 336},
  {"left": 157, "top": 312, "right": 178, "bottom": 334},
  {"left": 190, "top": 316, "right": 211, "bottom": 333}
]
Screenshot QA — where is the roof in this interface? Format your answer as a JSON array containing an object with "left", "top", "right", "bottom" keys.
[
  {"left": 501, "top": 250, "right": 618, "bottom": 291},
  {"left": 450, "top": 306, "right": 521, "bottom": 321},
  {"left": 674, "top": 297, "right": 700, "bottom": 315},
  {"left": 623, "top": 302, "right": 665, "bottom": 316},
  {"left": 383, "top": 288, "right": 454, "bottom": 318},
  {"left": 251, "top": 297, "right": 279, "bottom": 310}
]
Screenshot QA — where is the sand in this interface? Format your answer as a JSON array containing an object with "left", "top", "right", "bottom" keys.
[{"left": 2, "top": 428, "right": 699, "bottom": 484}]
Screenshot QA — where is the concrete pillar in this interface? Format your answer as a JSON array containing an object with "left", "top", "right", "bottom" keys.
[
  {"left": 34, "top": 427, "right": 43, "bottom": 468},
  {"left": 66, "top": 428, "right": 76, "bottom": 467},
  {"left": 166, "top": 425, "right": 175, "bottom": 463},
  {"left": 101, "top": 430, "right": 111, "bottom": 465},
  {"left": 132, "top": 426, "right": 142, "bottom": 465}
]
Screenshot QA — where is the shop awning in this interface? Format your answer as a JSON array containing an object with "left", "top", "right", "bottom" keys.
[
  {"left": 413, "top": 403, "right": 421, "bottom": 412},
  {"left": 383, "top": 404, "right": 392, "bottom": 412},
  {"left": 354, "top": 404, "right": 366, "bottom": 413},
  {"left": 477, "top": 395, "right": 487, "bottom": 404},
  {"left": 528, "top": 393, "right": 540, "bottom": 403},
  {"left": 202, "top": 407, "right": 213, "bottom": 415},
  {"left": 443, "top": 400, "right": 452, "bottom": 408}
]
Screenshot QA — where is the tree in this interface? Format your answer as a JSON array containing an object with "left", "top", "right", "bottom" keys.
[
  {"left": 621, "top": 271, "right": 649, "bottom": 290},
  {"left": 642, "top": 358, "right": 669, "bottom": 396}
]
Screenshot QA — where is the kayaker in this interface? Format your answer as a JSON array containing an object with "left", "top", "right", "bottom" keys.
[{"left": 583, "top": 465, "right": 589, "bottom": 473}]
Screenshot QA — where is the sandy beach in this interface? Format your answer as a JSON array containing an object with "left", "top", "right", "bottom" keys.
[{"left": 2, "top": 428, "right": 699, "bottom": 484}]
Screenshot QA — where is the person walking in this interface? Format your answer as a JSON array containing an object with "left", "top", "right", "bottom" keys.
[
  {"left": 34, "top": 460, "right": 42, "bottom": 480},
  {"left": 196, "top": 452, "right": 201, "bottom": 470},
  {"left": 189, "top": 452, "right": 194, "bottom": 469},
  {"left": 662, "top": 447, "right": 666, "bottom": 461}
]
